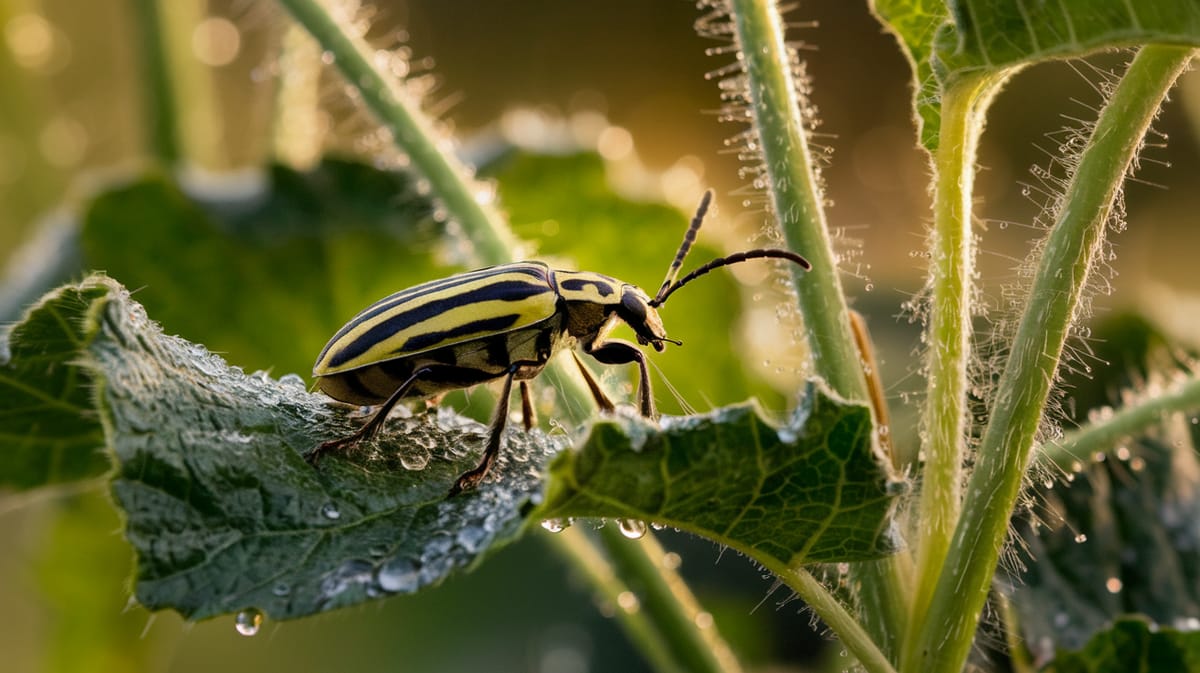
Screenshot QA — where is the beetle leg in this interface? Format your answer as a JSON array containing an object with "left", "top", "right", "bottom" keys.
[
  {"left": 570, "top": 350, "right": 616, "bottom": 413},
  {"left": 585, "top": 339, "right": 655, "bottom": 418},
  {"left": 518, "top": 380, "right": 536, "bottom": 432},
  {"left": 451, "top": 368, "right": 519, "bottom": 495},
  {"left": 308, "top": 366, "right": 433, "bottom": 465}
]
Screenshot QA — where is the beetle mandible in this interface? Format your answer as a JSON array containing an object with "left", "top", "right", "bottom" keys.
[{"left": 307, "top": 191, "right": 811, "bottom": 494}]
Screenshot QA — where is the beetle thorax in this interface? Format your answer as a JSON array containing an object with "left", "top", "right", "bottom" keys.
[{"left": 554, "top": 270, "right": 670, "bottom": 352}]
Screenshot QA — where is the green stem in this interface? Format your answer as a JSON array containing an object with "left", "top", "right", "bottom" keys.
[
  {"left": 551, "top": 528, "right": 689, "bottom": 673},
  {"left": 592, "top": 526, "right": 744, "bottom": 673},
  {"left": 1039, "top": 372, "right": 1200, "bottom": 471},
  {"left": 903, "top": 73, "right": 1006, "bottom": 661},
  {"left": 727, "top": 0, "right": 903, "bottom": 654},
  {"left": 905, "top": 46, "right": 1196, "bottom": 673},
  {"left": 727, "top": 0, "right": 867, "bottom": 401},
  {"left": 129, "top": 0, "right": 181, "bottom": 164},
  {"left": 756, "top": 557, "right": 897, "bottom": 673},
  {"left": 275, "top": 0, "right": 519, "bottom": 262}
]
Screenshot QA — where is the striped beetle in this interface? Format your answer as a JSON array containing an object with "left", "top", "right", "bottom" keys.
[{"left": 308, "top": 191, "right": 811, "bottom": 494}]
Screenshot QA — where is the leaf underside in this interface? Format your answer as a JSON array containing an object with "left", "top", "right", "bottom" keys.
[{"left": 871, "top": 0, "right": 1200, "bottom": 150}]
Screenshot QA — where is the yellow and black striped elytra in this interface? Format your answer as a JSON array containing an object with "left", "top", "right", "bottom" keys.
[{"left": 308, "top": 191, "right": 812, "bottom": 495}]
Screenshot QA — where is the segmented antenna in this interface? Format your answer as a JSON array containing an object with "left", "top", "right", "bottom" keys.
[
  {"left": 653, "top": 190, "right": 713, "bottom": 305},
  {"left": 650, "top": 249, "right": 811, "bottom": 308}
]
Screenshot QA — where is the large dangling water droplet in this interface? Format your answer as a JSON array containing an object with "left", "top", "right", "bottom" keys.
[
  {"left": 235, "top": 608, "right": 263, "bottom": 636},
  {"left": 618, "top": 519, "right": 647, "bottom": 540}
]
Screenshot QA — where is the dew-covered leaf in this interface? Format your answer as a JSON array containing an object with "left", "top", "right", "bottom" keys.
[
  {"left": 82, "top": 274, "right": 562, "bottom": 621},
  {"left": 0, "top": 279, "right": 108, "bottom": 490},
  {"left": 1011, "top": 314, "right": 1200, "bottom": 663},
  {"left": 62, "top": 273, "right": 899, "bottom": 622},
  {"left": 872, "top": 0, "right": 1200, "bottom": 150},
  {"left": 1041, "top": 616, "right": 1200, "bottom": 673},
  {"left": 535, "top": 384, "right": 902, "bottom": 565}
]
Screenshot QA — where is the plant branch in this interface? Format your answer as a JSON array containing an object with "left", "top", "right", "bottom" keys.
[
  {"left": 904, "top": 72, "right": 1007, "bottom": 661},
  {"left": 727, "top": 0, "right": 867, "bottom": 402},
  {"left": 905, "top": 46, "right": 1196, "bottom": 673},
  {"left": 726, "top": 0, "right": 904, "bottom": 654},
  {"left": 1039, "top": 371, "right": 1200, "bottom": 471}
]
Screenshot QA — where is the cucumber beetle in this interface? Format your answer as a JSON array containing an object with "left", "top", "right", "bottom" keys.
[{"left": 308, "top": 191, "right": 811, "bottom": 494}]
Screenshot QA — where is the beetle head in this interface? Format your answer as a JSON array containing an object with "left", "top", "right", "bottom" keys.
[{"left": 619, "top": 285, "right": 678, "bottom": 352}]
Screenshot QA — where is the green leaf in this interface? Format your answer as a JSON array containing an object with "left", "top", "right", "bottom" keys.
[
  {"left": 1042, "top": 616, "right": 1200, "bottom": 673},
  {"left": 42, "top": 273, "right": 898, "bottom": 622},
  {"left": 872, "top": 0, "right": 1200, "bottom": 150},
  {"left": 536, "top": 384, "right": 902, "bottom": 565},
  {"left": 0, "top": 278, "right": 108, "bottom": 490},
  {"left": 78, "top": 274, "right": 560, "bottom": 621}
]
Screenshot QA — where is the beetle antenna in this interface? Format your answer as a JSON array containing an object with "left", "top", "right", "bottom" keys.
[
  {"left": 653, "top": 190, "right": 713, "bottom": 305},
  {"left": 649, "top": 249, "right": 811, "bottom": 308}
]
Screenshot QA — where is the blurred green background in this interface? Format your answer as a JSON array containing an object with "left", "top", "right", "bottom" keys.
[{"left": 1, "top": 1, "right": 1198, "bottom": 672}]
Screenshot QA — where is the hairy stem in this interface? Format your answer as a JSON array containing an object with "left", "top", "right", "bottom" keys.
[
  {"left": 727, "top": 0, "right": 867, "bottom": 401},
  {"left": 1039, "top": 372, "right": 1200, "bottom": 471},
  {"left": 904, "top": 72, "right": 1006, "bottom": 660},
  {"left": 727, "top": 0, "right": 903, "bottom": 655},
  {"left": 906, "top": 46, "right": 1196, "bottom": 673}
]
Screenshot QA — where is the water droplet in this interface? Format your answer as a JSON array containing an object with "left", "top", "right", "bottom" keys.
[
  {"left": 618, "top": 519, "right": 647, "bottom": 539},
  {"left": 278, "top": 373, "right": 306, "bottom": 388},
  {"left": 1074, "top": 534, "right": 1087, "bottom": 543},
  {"left": 1105, "top": 577, "right": 1123, "bottom": 593},
  {"left": 271, "top": 583, "right": 290, "bottom": 597},
  {"left": 457, "top": 525, "right": 489, "bottom": 552},
  {"left": 662, "top": 552, "right": 682, "bottom": 570},
  {"left": 376, "top": 558, "right": 420, "bottom": 593},
  {"left": 541, "top": 518, "right": 570, "bottom": 533},
  {"left": 321, "top": 502, "right": 341, "bottom": 520},
  {"left": 400, "top": 448, "right": 430, "bottom": 470},
  {"left": 694, "top": 611, "right": 715, "bottom": 629},
  {"left": 235, "top": 608, "right": 263, "bottom": 636}
]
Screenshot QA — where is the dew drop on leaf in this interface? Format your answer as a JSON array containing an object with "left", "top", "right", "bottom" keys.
[
  {"left": 234, "top": 608, "right": 263, "bottom": 636},
  {"left": 618, "top": 519, "right": 647, "bottom": 540},
  {"left": 320, "top": 502, "right": 341, "bottom": 520},
  {"left": 541, "top": 518, "right": 569, "bottom": 533}
]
